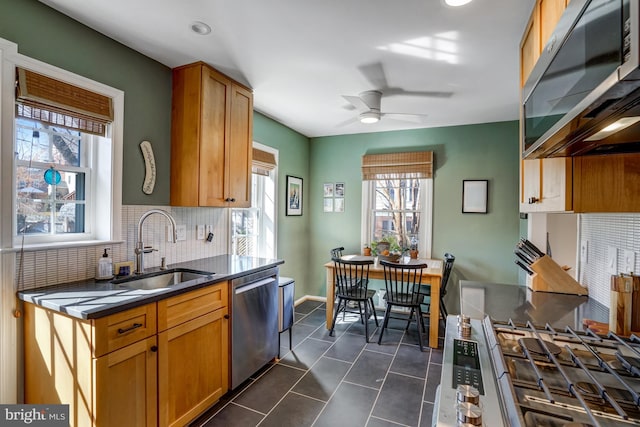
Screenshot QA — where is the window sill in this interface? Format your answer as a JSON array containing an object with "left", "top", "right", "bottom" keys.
[{"left": 1, "top": 239, "right": 125, "bottom": 253}]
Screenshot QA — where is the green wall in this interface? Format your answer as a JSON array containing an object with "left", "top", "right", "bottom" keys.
[
  {"left": 308, "top": 121, "right": 521, "bottom": 312},
  {"left": 253, "top": 113, "right": 310, "bottom": 295},
  {"left": 0, "top": 0, "right": 172, "bottom": 205}
]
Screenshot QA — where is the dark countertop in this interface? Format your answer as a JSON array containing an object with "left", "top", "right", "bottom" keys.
[
  {"left": 459, "top": 280, "right": 608, "bottom": 329},
  {"left": 17, "top": 255, "right": 284, "bottom": 320}
]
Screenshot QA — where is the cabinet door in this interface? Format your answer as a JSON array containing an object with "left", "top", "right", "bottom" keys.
[
  {"left": 226, "top": 84, "right": 253, "bottom": 208},
  {"left": 94, "top": 337, "right": 158, "bottom": 427},
  {"left": 158, "top": 308, "right": 229, "bottom": 427},
  {"left": 521, "top": 159, "right": 541, "bottom": 212},
  {"left": 540, "top": 0, "right": 567, "bottom": 50},
  {"left": 539, "top": 157, "right": 572, "bottom": 211},
  {"left": 574, "top": 154, "right": 640, "bottom": 212},
  {"left": 520, "top": 4, "right": 540, "bottom": 87},
  {"left": 199, "top": 66, "right": 230, "bottom": 207}
]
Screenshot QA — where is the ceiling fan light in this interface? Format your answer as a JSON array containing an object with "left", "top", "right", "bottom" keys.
[
  {"left": 444, "top": 0, "right": 473, "bottom": 6},
  {"left": 360, "top": 111, "right": 380, "bottom": 124}
]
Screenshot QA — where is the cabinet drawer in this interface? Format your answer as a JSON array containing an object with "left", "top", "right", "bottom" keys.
[
  {"left": 158, "top": 282, "right": 228, "bottom": 331},
  {"left": 93, "top": 304, "right": 157, "bottom": 357}
]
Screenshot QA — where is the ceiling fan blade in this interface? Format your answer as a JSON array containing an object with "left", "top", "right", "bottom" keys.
[
  {"left": 358, "top": 62, "right": 388, "bottom": 89},
  {"left": 342, "top": 95, "right": 370, "bottom": 111},
  {"left": 384, "top": 87, "right": 454, "bottom": 98},
  {"left": 336, "top": 116, "right": 360, "bottom": 127},
  {"left": 381, "top": 112, "right": 428, "bottom": 123}
]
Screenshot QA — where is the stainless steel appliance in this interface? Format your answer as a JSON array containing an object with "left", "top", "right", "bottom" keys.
[
  {"left": 278, "top": 276, "right": 295, "bottom": 356},
  {"left": 231, "top": 267, "right": 279, "bottom": 389},
  {"left": 523, "top": 0, "right": 640, "bottom": 159},
  {"left": 435, "top": 314, "right": 640, "bottom": 426}
]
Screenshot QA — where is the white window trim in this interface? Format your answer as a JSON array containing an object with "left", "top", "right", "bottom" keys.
[
  {"left": 361, "top": 178, "right": 433, "bottom": 258},
  {"left": 0, "top": 38, "right": 123, "bottom": 250},
  {"left": 227, "top": 141, "right": 278, "bottom": 258}
]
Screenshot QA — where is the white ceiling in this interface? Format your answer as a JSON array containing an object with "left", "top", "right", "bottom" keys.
[{"left": 39, "top": 0, "right": 535, "bottom": 138}]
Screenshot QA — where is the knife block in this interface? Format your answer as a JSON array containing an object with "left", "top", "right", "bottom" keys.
[{"left": 528, "top": 255, "right": 588, "bottom": 296}]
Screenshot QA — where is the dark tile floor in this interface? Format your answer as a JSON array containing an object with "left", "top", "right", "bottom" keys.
[{"left": 191, "top": 300, "right": 445, "bottom": 427}]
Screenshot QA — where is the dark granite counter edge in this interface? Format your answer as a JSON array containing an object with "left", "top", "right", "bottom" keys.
[{"left": 17, "top": 255, "right": 284, "bottom": 320}]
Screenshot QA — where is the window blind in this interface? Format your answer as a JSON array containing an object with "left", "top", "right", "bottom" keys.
[
  {"left": 15, "top": 67, "right": 114, "bottom": 136},
  {"left": 361, "top": 151, "right": 433, "bottom": 180},
  {"left": 252, "top": 148, "right": 277, "bottom": 176}
]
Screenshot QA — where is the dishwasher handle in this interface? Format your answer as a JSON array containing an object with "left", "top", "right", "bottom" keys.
[{"left": 234, "top": 277, "right": 276, "bottom": 295}]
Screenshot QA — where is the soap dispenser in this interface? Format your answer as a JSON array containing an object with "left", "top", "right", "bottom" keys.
[{"left": 96, "top": 248, "right": 113, "bottom": 280}]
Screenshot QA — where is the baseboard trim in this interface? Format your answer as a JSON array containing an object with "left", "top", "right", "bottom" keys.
[{"left": 294, "top": 295, "right": 326, "bottom": 307}]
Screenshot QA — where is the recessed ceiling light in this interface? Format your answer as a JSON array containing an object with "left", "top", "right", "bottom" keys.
[
  {"left": 444, "top": 0, "right": 473, "bottom": 6},
  {"left": 190, "top": 21, "right": 212, "bottom": 35}
]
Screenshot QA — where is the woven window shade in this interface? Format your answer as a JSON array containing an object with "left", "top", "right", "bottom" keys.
[
  {"left": 252, "top": 148, "right": 277, "bottom": 176},
  {"left": 362, "top": 151, "right": 433, "bottom": 180},
  {"left": 16, "top": 68, "right": 114, "bottom": 136}
]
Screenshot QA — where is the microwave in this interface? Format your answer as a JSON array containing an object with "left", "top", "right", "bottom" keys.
[{"left": 522, "top": 0, "right": 640, "bottom": 158}]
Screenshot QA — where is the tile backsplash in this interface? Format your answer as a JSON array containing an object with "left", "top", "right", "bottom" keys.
[
  {"left": 580, "top": 213, "right": 640, "bottom": 307},
  {"left": 15, "top": 205, "right": 228, "bottom": 290}
]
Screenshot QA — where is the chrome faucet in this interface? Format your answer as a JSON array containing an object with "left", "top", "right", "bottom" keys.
[{"left": 135, "top": 209, "right": 177, "bottom": 274}]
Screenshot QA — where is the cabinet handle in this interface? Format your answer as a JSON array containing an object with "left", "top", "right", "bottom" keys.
[
  {"left": 117, "top": 323, "right": 143, "bottom": 334},
  {"left": 528, "top": 197, "right": 539, "bottom": 204},
  {"left": 226, "top": 197, "right": 236, "bottom": 203},
  {"left": 224, "top": 314, "right": 230, "bottom": 319},
  {"left": 150, "top": 345, "right": 158, "bottom": 352},
  {"left": 230, "top": 198, "right": 236, "bottom": 202}
]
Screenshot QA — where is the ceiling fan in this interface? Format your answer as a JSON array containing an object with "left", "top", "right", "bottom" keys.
[{"left": 340, "top": 62, "right": 453, "bottom": 126}]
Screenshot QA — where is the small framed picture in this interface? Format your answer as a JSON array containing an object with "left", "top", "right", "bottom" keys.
[
  {"left": 334, "top": 197, "right": 344, "bottom": 212},
  {"left": 323, "top": 198, "right": 334, "bottom": 212},
  {"left": 462, "top": 180, "right": 488, "bottom": 214},
  {"left": 335, "top": 182, "right": 345, "bottom": 197},
  {"left": 323, "top": 183, "right": 334, "bottom": 197},
  {"left": 286, "top": 175, "right": 303, "bottom": 216}
]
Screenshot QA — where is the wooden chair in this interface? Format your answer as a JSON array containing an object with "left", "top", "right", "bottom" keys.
[
  {"left": 418, "top": 253, "right": 455, "bottom": 321},
  {"left": 329, "top": 257, "right": 378, "bottom": 342},
  {"left": 378, "top": 260, "right": 428, "bottom": 351}
]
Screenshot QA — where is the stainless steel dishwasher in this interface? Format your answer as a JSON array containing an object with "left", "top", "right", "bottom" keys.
[{"left": 231, "top": 267, "right": 279, "bottom": 389}]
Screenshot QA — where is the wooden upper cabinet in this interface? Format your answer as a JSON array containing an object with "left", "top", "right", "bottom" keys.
[
  {"left": 521, "top": 157, "right": 572, "bottom": 213},
  {"left": 520, "top": 0, "right": 568, "bottom": 87},
  {"left": 171, "top": 62, "right": 253, "bottom": 207},
  {"left": 520, "top": 3, "right": 540, "bottom": 87},
  {"left": 574, "top": 153, "right": 640, "bottom": 213},
  {"left": 540, "top": 0, "right": 567, "bottom": 52}
]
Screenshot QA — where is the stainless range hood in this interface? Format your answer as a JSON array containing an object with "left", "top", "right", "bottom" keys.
[{"left": 522, "top": 0, "right": 640, "bottom": 159}]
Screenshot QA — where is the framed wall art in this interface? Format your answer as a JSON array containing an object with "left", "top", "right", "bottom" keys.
[
  {"left": 462, "top": 180, "right": 488, "bottom": 214},
  {"left": 323, "top": 183, "right": 334, "bottom": 197},
  {"left": 334, "top": 182, "right": 344, "bottom": 197},
  {"left": 286, "top": 175, "right": 303, "bottom": 216},
  {"left": 323, "top": 198, "right": 333, "bottom": 212}
]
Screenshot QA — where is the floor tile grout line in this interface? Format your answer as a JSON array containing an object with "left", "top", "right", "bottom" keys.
[
  {"left": 369, "top": 414, "right": 413, "bottom": 427},
  {"left": 364, "top": 329, "right": 404, "bottom": 427},
  {"left": 309, "top": 328, "right": 373, "bottom": 427},
  {"left": 258, "top": 304, "right": 355, "bottom": 426}
]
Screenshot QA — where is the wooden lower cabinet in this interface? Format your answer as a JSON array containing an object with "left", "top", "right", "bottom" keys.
[
  {"left": 24, "top": 284, "right": 230, "bottom": 427},
  {"left": 94, "top": 337, "right": 158, "bottom": 427},
  {"left": 158, "top": 308, "right": 229, "bottom": 427},
  {"left": 24, "top": 303, "right": 158, "bottom": 427}
]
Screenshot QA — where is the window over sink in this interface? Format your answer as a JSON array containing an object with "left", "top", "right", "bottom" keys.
[{"left": 1, "top": 41, "right": 123, "bottom": 248}]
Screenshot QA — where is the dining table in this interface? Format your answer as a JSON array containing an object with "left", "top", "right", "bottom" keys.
[{"left": 324, "top": 255, "right": 444, "bottom": 348}]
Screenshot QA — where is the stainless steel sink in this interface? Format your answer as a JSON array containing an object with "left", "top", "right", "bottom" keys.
[{"left": 113, "top": 268, "right": 214, "bottom": 290}]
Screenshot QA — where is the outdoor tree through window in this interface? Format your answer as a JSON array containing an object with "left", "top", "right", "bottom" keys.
[
  {"left": 15, "top": 118, "right": 88, "bottom": 236},
  {"left": 370, "top": 178, "right": 421, "bottom": 252}
]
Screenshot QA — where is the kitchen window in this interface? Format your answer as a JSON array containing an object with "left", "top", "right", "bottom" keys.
[
  {"left": 2, "top": 50, "right": 123, "bottom": 248},
  {"left": 231, "top": 144, "right": 277, "bottom": 258},
  {"left": 361, "top": 152, "right": 433, "bottom": 257}
]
